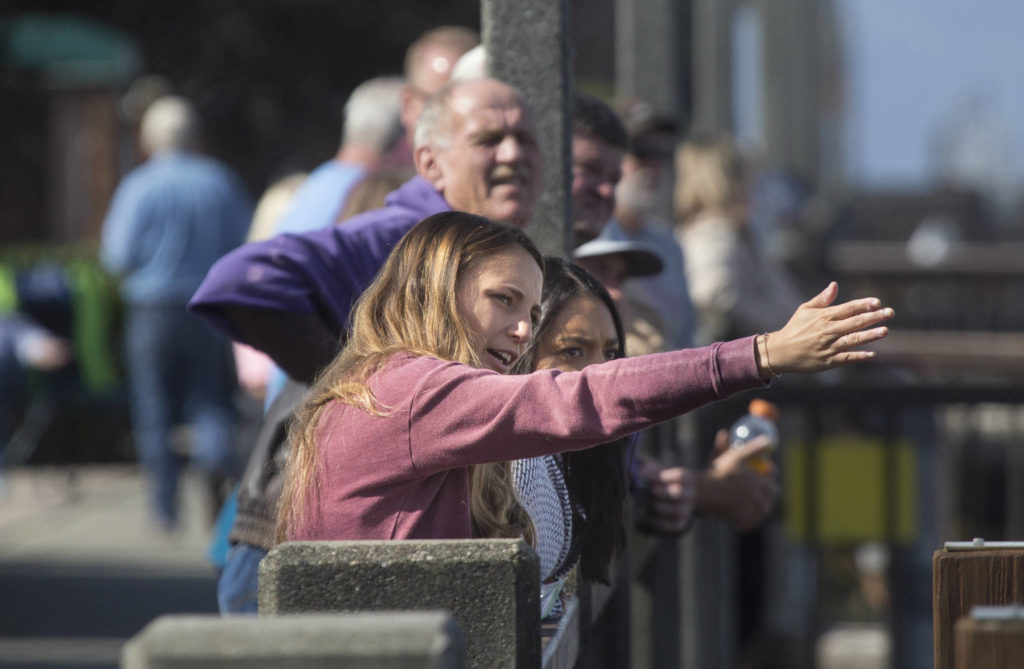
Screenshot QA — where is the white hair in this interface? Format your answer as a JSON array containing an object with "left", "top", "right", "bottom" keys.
[
  {"left": 449, "top": 45, "right": 488, "bottom": 82},
  {"left": 413, "top": 82, "right": 457, "bottom": 150},
  {"left": 140, "top": 96, "right": 201, "bottom": 154},
  {"left": 342, "top": 76, "right": 405, "bottom": 153}
]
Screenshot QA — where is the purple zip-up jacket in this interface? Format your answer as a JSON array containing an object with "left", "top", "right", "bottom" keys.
[
  {"left": 187, "top": 176, "right": 449, "bottom": 377},
  {"left": 291, "top": 343, "right": 765, "bottom": 542}
]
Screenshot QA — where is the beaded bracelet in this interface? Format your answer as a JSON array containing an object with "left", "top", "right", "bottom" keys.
[{"left": 761, "top": 332, "right": 780, "bottom": 378}]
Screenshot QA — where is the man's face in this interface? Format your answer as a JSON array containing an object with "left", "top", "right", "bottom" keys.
[
  {"left": 574, "top": 253, "right": 628, "bottom": 305},
  {"left": 423, "top": 80, "right": 542, "bottom": 227},
  {"left": 615, "top": 152, "right": 673, "bottom": 221},
  {"left": 572, "top": 134, "right": 623, "bottom": 244}
]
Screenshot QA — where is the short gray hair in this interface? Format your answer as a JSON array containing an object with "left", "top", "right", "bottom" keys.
[
  {"left": 140, "top": 96, "right": 201, "bottom": 154},
  {"left": 342, "top": 76, "right": 405, "bottom": 153},
  {"left": 413, "top": 78, "right": 529, "bottom": 151},
  {"left": 413, "top": 81, "right": 459, "bottom": 150}
]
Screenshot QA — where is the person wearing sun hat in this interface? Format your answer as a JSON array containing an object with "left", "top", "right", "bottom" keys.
[{"left": 573, "top": 230, "right": 669, "bottom": 356}]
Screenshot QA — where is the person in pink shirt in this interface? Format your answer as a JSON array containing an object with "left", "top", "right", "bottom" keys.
[{"left": 276, "top": 211, "right": 893, "bottom": 548}]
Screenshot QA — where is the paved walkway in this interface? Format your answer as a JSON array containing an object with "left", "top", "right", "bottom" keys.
[{"left": 0, "top": 465, "right": 221, "bottom": 668}]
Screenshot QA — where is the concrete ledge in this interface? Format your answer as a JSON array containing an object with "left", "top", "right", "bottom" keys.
[
  {"left": 259, "top": 539, "right": 540, "bottom": 669},
  {"left": 121, "top": 612, "right": 463, "bottom": 668}
]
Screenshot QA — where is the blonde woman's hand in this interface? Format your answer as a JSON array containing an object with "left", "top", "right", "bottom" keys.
[{"left": 762, "top": 282, "right": 893, "bottom": 376}]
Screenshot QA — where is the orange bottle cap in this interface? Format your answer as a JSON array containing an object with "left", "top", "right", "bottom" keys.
[{"left": 748, "top": 398, "right": 779, "bottom": 421}]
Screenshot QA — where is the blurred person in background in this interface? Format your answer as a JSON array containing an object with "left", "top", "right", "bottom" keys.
[
  {"left": 573, "top": 234, "right": 667, "bottom": 356},
  {"left": 606, "top": 107, "right": 695, "bottom": 351},
  {"left": 100, "top": 95, "right": 252, "bottom": 532},
  {"left": 675, "top": 132, "right": 804, "bottom": 347},
  {"left": 244, "top": 173, "right": 308, "bottom": 246},
  {"left": 273, "top": 76, "right": 405, "bottom": 236},
  {"left": 0, "top": 313, "right": 72, "bottom": 495},
  {"left": 570, "top": 93, "right": 627, "bottom": 246},
  {"left": 380, "top": 25, "right": 480, "bottom": 169}
]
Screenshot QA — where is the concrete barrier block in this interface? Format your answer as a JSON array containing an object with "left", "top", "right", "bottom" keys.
[
  {"left": 121, "top": 611, "right": 463, "bottom": 669},
  {"left": 259, "top": 539, "right": 540, "bottom": 669}
]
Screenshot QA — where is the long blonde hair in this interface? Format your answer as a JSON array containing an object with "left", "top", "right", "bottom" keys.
[
  {"left": 673, "top": 132, "right": 748, "bottom": 224},
  {"left": 277, "top": 211, "right": 541, "bottom": 545}
]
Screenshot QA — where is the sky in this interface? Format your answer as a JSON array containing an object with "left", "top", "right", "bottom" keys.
[{"left": 834, "top": 0, "right": 1024, "bottom": 192}]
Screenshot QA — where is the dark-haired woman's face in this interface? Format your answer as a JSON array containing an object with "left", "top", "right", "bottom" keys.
[{"left": 534, "top": 295, "right": 619, "bottom": 372}]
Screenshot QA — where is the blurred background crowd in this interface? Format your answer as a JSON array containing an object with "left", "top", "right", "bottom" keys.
[{"left": 2, "top": 1, "right": 1024, "bottom": 669}]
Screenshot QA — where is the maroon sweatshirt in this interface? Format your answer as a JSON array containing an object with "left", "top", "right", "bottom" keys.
[{"left": 290, "top": 337, "right": 765, "bottom": 542}]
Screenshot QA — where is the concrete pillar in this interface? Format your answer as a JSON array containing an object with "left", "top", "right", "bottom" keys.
[
  {"left": 482, "top": 0, "right": 574, "bottom": 257},
  {"left": 259, "top": 539, "right": 540, "bottom": 669}
]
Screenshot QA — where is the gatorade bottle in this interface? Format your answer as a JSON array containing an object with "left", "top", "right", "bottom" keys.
[{"left": 728, "top": 398, "right": 779, "bottom": 475}]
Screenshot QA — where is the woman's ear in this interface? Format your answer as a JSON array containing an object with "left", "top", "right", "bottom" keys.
[{"left": 415, "top": 145, "right": 445, "bottom": 191}]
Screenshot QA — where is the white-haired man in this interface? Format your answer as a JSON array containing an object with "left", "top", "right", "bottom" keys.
[
  {"left": 100, "top": 95, "right": 253, "bottom": 531},
  {"left": 190, "top": 77, "right": 541, "bottom": 380}
]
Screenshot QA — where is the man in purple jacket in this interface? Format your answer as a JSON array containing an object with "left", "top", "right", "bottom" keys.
[{"left": 190, "top": 76, "right": 542, "bottom": 381}]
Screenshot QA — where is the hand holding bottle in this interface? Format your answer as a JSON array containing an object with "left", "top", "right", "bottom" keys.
[
  {"left": 729, "top": 399, "right": 779, "bottom": 475},
  {"left": 695, "top": 429, "right": 779, "bottom": 532}
]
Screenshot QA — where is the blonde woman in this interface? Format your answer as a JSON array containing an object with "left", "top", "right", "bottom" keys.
[
  {"left": 675, "top": 133, "right": 805, "bottom": 345},
  {"left": 277, "top": 210, "right": 892, "bottom": 548}
]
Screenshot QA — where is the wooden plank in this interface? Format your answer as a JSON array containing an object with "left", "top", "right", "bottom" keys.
[
  {"left": 872, "top": 331, "right": 1024, "bottom": 374},
  {"left": 955, "top": 616, "right": 1024, "bottom": 669},
  {"left": 827, "top": 241, "right": 1024, "bottom": 277},
  {"left": 932, "top": 548, "right": 1024, "bottom": 669}
]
